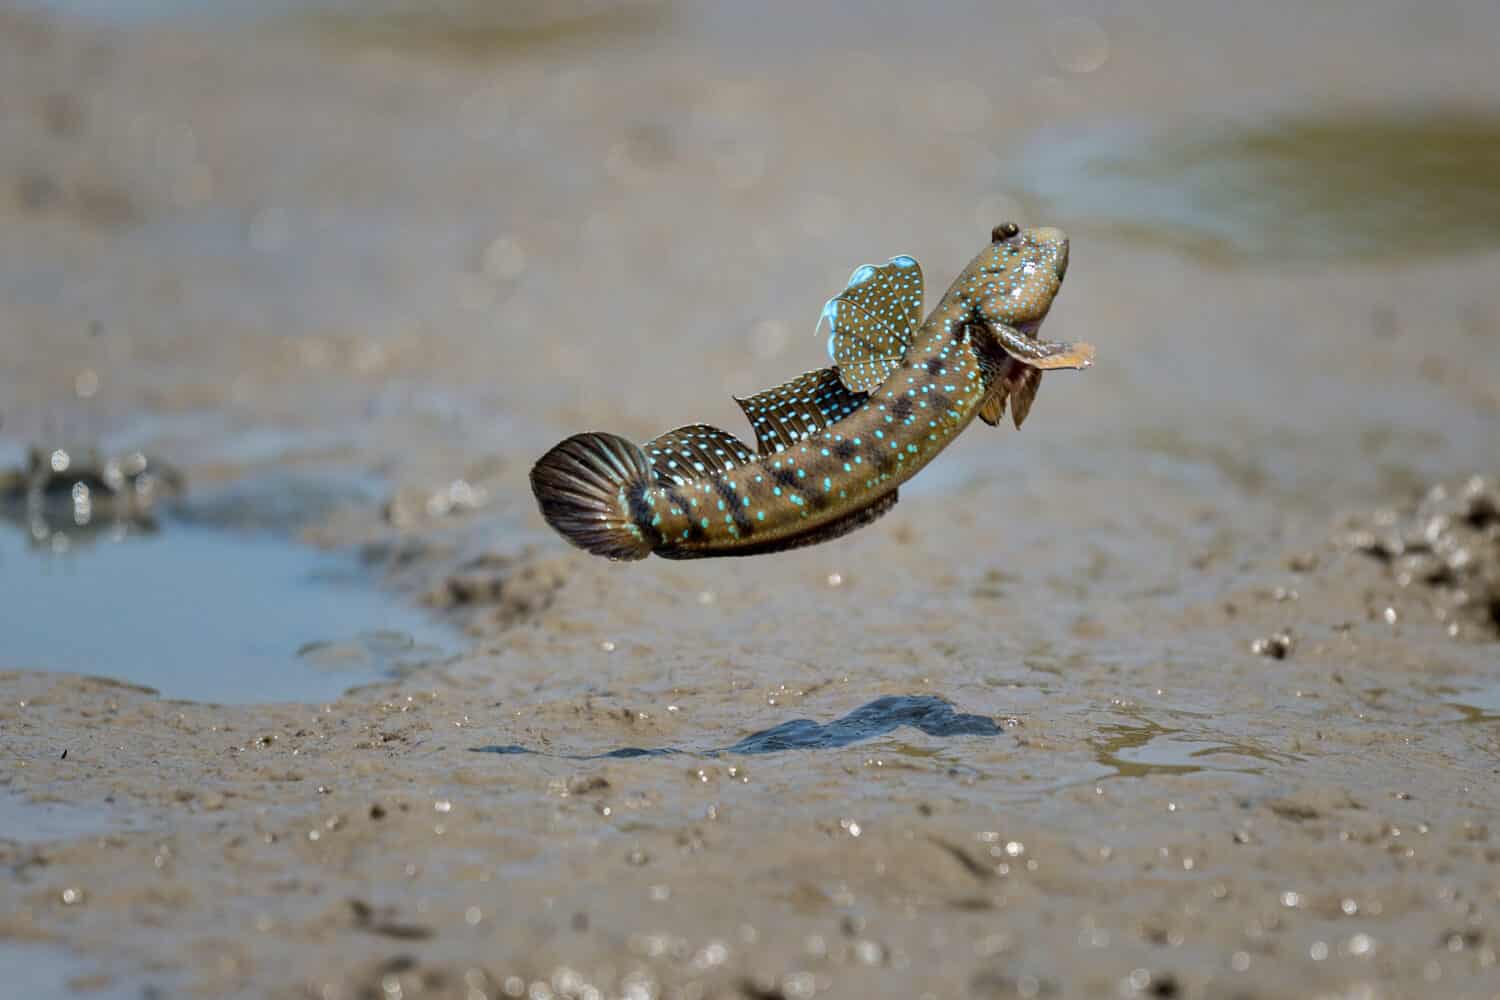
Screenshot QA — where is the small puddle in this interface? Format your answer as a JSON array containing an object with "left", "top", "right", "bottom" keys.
[
  {"left": 1092, "top": 718, "right": 1298, "bottom": 781},
  {"left": 1442, "top": 680, "right": 1500, "bottom": 724},
  {"left": 0, "top": 474, "right": 455, "bottom": 705},
  {"left": 1003, "top": 109, "right": 1500, "bottom": 264},
  {"left": 0, "top": 941, "right": 172, "bottom": 1000},
  {"left": 0, "top": 793, "right": 147, "bottom": 843}
]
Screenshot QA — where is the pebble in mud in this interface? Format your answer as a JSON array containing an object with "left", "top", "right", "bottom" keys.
[{"left": 1250, "top": 630, "right": 1294, "bottom": 659}]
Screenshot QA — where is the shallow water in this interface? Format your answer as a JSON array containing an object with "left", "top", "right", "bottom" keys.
[
  {"left": 0, "top": 941, "right": 163, "bottom": 1000},
  {"left": 0, "top": 503, "right": 454, "bottom": 704},
  {"left": 1445, "top": 679, "right": 1500, "bottom": 724},
  {"left": 1093, "top": 717, "right": 1300, "bottom": 781},
  {"left": 1004, "top": 111, "right": 1500, "bottom": 264},
  {"left": 0, "top": 793, "right": 145, "bottom": 843}
]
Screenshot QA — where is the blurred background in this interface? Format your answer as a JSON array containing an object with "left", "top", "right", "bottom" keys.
[
  {"left": 3, "top": 0, "right": 1495, "bottom": 470},
  {"left": 1, "top": 0, "right": 1497, "bottom": 668}
]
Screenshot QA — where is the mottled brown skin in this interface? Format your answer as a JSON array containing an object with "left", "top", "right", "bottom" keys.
[
  {"left": 530, "top": 225, "right": 1091, "bottom": 561},
  {"left": 640, "top": 227, "right": 1084, "bottom": 558}
]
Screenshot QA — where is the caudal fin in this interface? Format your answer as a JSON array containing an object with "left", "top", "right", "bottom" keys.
[{"left": 530, "top": 432, "right": 654, "bottom": 560}]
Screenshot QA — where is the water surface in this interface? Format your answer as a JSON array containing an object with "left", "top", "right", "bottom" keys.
[
  {"left": 0, "top": 508, "right": 454, "bottom": 704},
  {"left": 1005, "top": 110, "right": 1500, "bottom": 263}
]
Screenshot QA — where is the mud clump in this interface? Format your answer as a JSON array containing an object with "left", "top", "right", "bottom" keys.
[
  {"left": 1341, "top": 474, "right": 1500, "bottom": 637},
  {"left": 424, "top": 549, "right": 569, "bottom": 631},
  {"left": 1250, "top": 629, "right": 1295, "bottom": 659}
]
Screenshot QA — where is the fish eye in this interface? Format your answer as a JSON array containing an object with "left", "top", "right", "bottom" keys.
[{"left": 990, "top": 222, "right": 1020, "bottom": 243}]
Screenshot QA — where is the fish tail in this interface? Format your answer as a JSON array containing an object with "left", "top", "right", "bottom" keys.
[{"left": 530, "top": 432, "right": 655, "bottom": 560}]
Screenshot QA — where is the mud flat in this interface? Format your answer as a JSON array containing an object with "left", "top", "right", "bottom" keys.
[{"left": 2, "top": 2, "right": 1499, "bottom": 997}]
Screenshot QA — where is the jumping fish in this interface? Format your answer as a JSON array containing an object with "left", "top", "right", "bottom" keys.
[{"left": 530, "top": 223, "right": 1093, "bottom": 560}]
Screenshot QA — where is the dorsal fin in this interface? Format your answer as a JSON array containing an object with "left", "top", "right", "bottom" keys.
[
  {"left": 643, "top": 424, "right": 756, "bottom": 486},
  {"left": 733, "top": 367, "right": 866, "bottom": 456},
  {"left": 821, "top": 255, "right": 924, "bottom": 392}
]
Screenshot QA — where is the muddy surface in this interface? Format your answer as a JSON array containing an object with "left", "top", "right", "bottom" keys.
[{"left": 2, "top": 1, "right": 1499, "bottom": 997}]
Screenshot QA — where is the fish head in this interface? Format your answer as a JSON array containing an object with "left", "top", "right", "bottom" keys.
[{"left": 966, "top": 223, "right": 1069, "bottom": 334}]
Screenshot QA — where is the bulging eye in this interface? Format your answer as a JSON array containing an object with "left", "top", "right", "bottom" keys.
[{"left": 991, "top": 222, "right": 1020, "bottom": 243}]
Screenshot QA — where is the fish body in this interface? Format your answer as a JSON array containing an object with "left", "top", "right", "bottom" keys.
[{"left": 531, "top": 224, "right": 1093, "bottom": 560}]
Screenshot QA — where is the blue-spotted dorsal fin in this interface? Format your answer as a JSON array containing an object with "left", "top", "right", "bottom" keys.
[
  {"left": 821, "top": 254, "right": 924, "bottom": 393},
  {"left": 733, "top": 367, "right": 866, "bottom": 456},
  {"left": 643, "top": 424, "right": 757, "bottom": 487}
]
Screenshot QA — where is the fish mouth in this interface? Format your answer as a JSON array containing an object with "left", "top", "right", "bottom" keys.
[{"left": 1018, "top": 226, "right": 1069, "bottom": 281}]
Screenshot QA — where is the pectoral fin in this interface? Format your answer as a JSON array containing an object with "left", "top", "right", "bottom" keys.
[
  {"left": 978, "top": 391, "right": 1007, "bottom": 427},
  {"left": 992, "top": 324, "right": 1095, "bottom": 370},
  {"left": 976, "top": 352, "right": 1047, "bottom": 429},
  {"left": 1010, "top": 367, "right": 1042, "bottom": 428}
]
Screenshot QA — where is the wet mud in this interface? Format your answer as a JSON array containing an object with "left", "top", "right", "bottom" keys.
[{"left": 2, "top": 2, "right": 1499, "bottom": 998}]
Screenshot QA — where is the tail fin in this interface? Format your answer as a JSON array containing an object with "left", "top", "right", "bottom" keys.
[{"left": 530, "top": 432, "right": 654, "bottom": 560}]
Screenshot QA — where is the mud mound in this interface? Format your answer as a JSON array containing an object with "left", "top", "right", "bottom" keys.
[{"left": 1341, "top": 475, "right": 1500, "bottom": 638}]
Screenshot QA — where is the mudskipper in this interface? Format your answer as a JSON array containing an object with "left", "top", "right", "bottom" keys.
[{"left": 531, "top": 223, "right": 1094, "bottom": 560}]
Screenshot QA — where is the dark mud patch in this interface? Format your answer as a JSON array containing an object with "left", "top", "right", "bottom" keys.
[
  {"left": 471, "top": 695, "right": 1001, "bottom": 758},
  {"left": 1339, "top": 473, "right": 1500, "bottom": 639},
  {"left": 1005, "top": 109, "right": 1500, "bottom": 264},
  {"left": 421, "top": 548, "right": 570, "bottom": 634}
]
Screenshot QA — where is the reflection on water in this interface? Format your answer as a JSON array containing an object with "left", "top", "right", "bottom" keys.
[
  {"left": 471, "top": 695, "right": 1001, "bottom": 758},
  {"left": 1006, "top": 111, "right": 1500, "bottom": 263},
  {"left": 0, "top": 446, "right": 183, "bottom": 553}
]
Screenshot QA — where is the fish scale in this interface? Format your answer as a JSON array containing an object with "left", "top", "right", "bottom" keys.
[{"left": 530, "top": 225, "right": 1095, "bottom": 561}]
